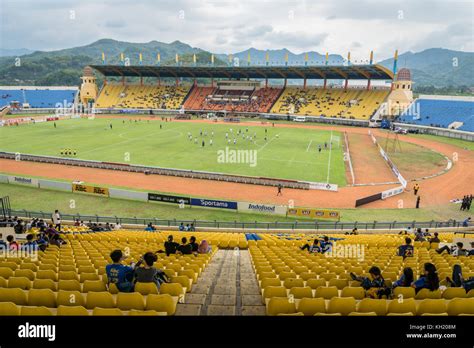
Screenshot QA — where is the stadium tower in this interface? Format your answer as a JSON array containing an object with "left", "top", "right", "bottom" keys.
[
  {"left": 387, "top": 68, "right": 414, "bottom": 117},
  {"left": 79, "top": 66, "right": 99, "bottom": 105}
]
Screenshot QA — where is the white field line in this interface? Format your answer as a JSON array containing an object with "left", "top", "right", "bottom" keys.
[
  {"left": 306, "top": 139, "right": 313, "bottom": 152},
  {"left": 326, "top": 131, "right": 333, "bottom": 183}
]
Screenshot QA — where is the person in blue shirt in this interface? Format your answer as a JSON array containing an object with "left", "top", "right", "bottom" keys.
[
  {"left": 469, "top": 242, "right": 474, "bottom": 256},
  {"left": 179, "top": 223, "right": 185, "bottom": 231},
  {"left": 300, "top": 239, "right": 322, "bottom": 253},
  {"left": 392, "top": 267, "right": 414, "bottom": 288},
  {"left": 320, "top": 236, "right": 333, "bottom": 254},
  {"left": 145, "top": 223, "right": 156, "bottom": 232},
  {"left": 106, "top": 249, "right": 136, "bottom": 292},
  {"left": 20, "top": 234, "right": 38, "bottom": 252},
  {"left": 412, "top": 262, "right": 439, "bottom": 293},
  {"left": 397, "top": 237, "right": 414, "bottom": 259},
  {"left": 462, "top": 217, "right": 471, "bottom": 227}
]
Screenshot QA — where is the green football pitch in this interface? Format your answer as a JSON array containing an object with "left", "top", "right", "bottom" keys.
[{"left": 0, "top": 118, "right": 347, "bottom": 185}]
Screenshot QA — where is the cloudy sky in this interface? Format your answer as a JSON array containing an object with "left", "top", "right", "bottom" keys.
[{"left": 1, "top": 0, "right": 473, "bottom": 60}]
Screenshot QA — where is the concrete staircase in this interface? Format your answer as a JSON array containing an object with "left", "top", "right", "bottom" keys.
[{"left": 174, "top": 249, "right": 265, "bottom": 316}]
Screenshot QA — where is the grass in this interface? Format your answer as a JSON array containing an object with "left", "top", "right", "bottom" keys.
[
  {"left": 0, "top": 117, "right": 346, "bottom": 185},
  {"left": 1, "top": 183, "right": 470, "bottom": 224},
  {"left": 405, "top": 133, "right": 474, "bottom": 151}
]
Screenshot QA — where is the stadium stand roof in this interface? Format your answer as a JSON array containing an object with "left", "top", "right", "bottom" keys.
[{"left": 89, "top": 64, "right": 394, "bottom": 80}]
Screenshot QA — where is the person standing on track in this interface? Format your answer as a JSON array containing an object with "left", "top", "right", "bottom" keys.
[
  {"left": 277, "top": 184, "right": 283, "bottom": 196},
  {"left": 110, "top": 123, "right": 113, "bottom": 130},
  {"left": 416, "top": 196, "right": 421, "bottom": 209},
  {"left": 413, "top": 183, "right": 420, "bottom": 195}
]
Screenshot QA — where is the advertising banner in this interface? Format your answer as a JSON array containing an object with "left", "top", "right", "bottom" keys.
[
  {"left": 72, "top": 184, "right": 109, "bottom": 196},
  {"left": 286, "top": 207, "right": 340, "bottom": 219},
  {"left": 191, "top": 198, "right": 237, "bottom": 210}
]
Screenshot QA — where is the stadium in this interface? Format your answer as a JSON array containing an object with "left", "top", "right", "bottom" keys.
[{"left": 0, "top": 0, "right": 473, "bottom": 346}]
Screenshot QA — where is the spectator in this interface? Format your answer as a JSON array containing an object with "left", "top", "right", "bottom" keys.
[
  {"left": 104, "top": 222, "right": 112, "bottom": 231},
  {"left": 189, "top": 236, "right": 199, "bottom": 253},
  {"left": 462, "top": 217, "right": 471, "bottom": 227},
  {"left": 320, "top": 236, "right": 333, "bottom": 253},
  {"left": 429, "top": 232, "right": 440, "bottom": 244},
  {"left": 446, "top": 264, "right": 474, "bottom": 292},
  {"left": 134, "top": 252, "right": 168, "bottom": 290},
  {"left": 185, "top": 224, "right": 190, "bottom": 231},
  {"left": 350, "top": 266, "right": 389, "bottom": 298},
  {"left": 177, "top": 237, "right": 192, "bottom": 255},
  {"left": 412, "top": 262, "right": 440, "bottom": 293},
  {"left": 52, "top": 210, "right": 61, "bottom": 231},
  {"left": 0, "top": 233, "right": 6, "bottom": 248},
  {"left": 392, "top": 267, "right": 414, "bottom": 288},
  {"left": 300, "top": 239, "right": 322, "bottom": 253},
  {"left": 179, "top": 223, "right": 185, "bottom": 231},
  {"left": 14, "top": 220, "right": 25, "bottom": 234},
  {"left": 414, "top": 228, "right": 425, "bottom": 242},
  {"left": 436, "top": 242, "right": 468, "bottom": 256},
  {"left": 469, "top": 242, "right": 474, "bottom": 256},
  {"left": 164, "top": 235, "right": 179, "bottom": 256},
  {"left": 21, "top": 234, "right": 38, "bottom": 252},
  {"left": 106, "top": 249, "right": 136, "bottom": 292},
  {"left": 49, "top": 234, "right": 66, "bottom": 247},
  {"left": 36, "top": 233, "right": 49, "bottom": 251},
  {"left": 198, "top": 240, "right": 211, "bottom": 254},
  {"left": 397, "top": 237, "right": 414, "bottom": 259},
  {"left": 6, "top": 235, "right": 19, "bottom": 251},
  {"left": 350, "top": 228, "right": 358, "bottom": 235},
  {"left": 189, "top": 223, "right": 196, "bottom": 232}
]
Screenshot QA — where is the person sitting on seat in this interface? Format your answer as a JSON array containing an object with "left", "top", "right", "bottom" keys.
[
  {"left": 414, "top": 228, "right": 426, "bottom": 242},
  {"left": 300, "top": 239, "right": 322, "bottom": 253},
  {"left": 350, "top": 266, "right": 389, "bottom": 298},
  {"left": 134, "top": 252, "right": 168, "bottom": 290},
  {"left": 145, "top": 222, "right": 156, "bottom": 232},
  {"left": 179, "top": 223, "right": 185, "bottom": 231},
  {"left": 320, "top": 236, "right": 333, "bottom": 254},
  {"left": 392, "top": 267, "right": 414, "bottom": 288},
  {"left": 429, "top": 232, "right": 440, "bottom": 244},
  {"left": 177, "top": 237, "right": 193, "bottom": 255},
  {"left": 469, "top": 242, "right": 474, "bottom": 256},
  {"left": 436, "top": 242, "right": 468, "bottom": 256},
  {"left": 189, "top": 236, "right": 199, "bottom": 253},
  {"left": 6, "top": 235, "right": 19, "bottom": 251},
  {"left": 397, "top": 237, "right": 414, "bottom": 259},
  {"left": 446, "top": 264, "right": 474, "bottom": 292},
  {"left": 412, "top": 262, "right": 439, "bottom": 294},
  {"left": 198, "top": 240, "right": 211, "bottom": 254},
  {"left": 20, "top": 234, "right": 38, "bottom": 252},
  {"left": 106, "top": 249, "right": 136, "bottom": 292},
  {"left": 163, "top": 235, "right": 179, "bottom": 256}
]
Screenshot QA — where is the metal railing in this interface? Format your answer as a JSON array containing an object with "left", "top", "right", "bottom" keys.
[{"left": 8, "top": 209, "right": 468, "bottom": 231}]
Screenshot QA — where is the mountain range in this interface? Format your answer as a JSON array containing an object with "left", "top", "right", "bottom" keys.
[{"left": 0, "top": 39, "right": 472, "bottom": 90}]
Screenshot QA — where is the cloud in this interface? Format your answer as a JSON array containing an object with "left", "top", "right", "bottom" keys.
[{"left": 0, "top": 0, "right": 472, "bottom": 60}]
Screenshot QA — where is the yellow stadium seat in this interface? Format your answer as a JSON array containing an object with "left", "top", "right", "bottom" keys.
[
  {"left": 58, "top": 271, "right": 79, "bottom": 281},
  {"left": 57, "top": 290, "right": 85, "bottom": 307},
  {"left": 78, "top": 266, "right": 96, "bottom": 274},
  {"left": 283, "top": 278, "right": 305, "bottom": 289},
  {"left": 135, "top": 282, "right": 159, "bottom": 295},
  {"left": 20, "top": 263, "right": 38, "bottom": 272},
  {"left": 59, "top": 265, "right": 76, "bottom": 272},
  {"left": 58, "top": 280, "right": 81, "bottom": 292},
  {"left": 306, "top": 278, "right": 326, "bottom": 289},
  {"left": 0, "top": 288, "right": 28, "bottom": 305},
  {"left": 116, "top": 292, "right": 145, "bottom": 311},
  {"left": 14, "top": 269, "right": 35, "bottom": 281},
  {"left": 129, "top": 309, "right": 164, "bottom": 316},
  {"left": 160, "top": 283, "right": 184, "bottom": 297},
  {"left": 263, "top": 286, "right": 287, "bottom": 300},
  {"left": 267, "top": 297, "right": 296, "bottom": 316},
  {"left": 82, "top": 280, "right": 107, "bottom": 293},
  {"left": 79, "top": 273, "right": 101, "bottom": 282},
  {"left": 0, "top": 267, "right": 14, "bottom": 279},
  {"left": 279, "top": 271, "right": 297, "bottom": 280},
  {"left": 328, "top": 278, "right": 349, "bottom": 290},
  {"left": 327, "top": 297, "right": 356, "bottom": 316},
  {"left": 86, "top": 292, "right": 115, "bottom": 309},
  {"left": 261, "top": 278, "right": 281, "bottom": 288},
  {"left": 146, "top": 294, "right": 176, "bottom": 315},
  {"left": 289, "top": 287, "right": 313, "bottom": 299},
  {"left": 28, "top": 289, "right": 56, "bottom": 307},
  {"left": 415, "top": 289, "right": 442, "bottom": 299},
  {"left": 357, "top": 298, "right": 387, "bottom": 316},
  {"left": 0, "top": 302, "right": 20, "bottom": 315},
  {"left": 447, "top": 298, "right": 474, "bottom": 315},
  {"left": 341, "top": 287, "right": 365, "bottom": 299},
  {"left": 387, "top": 298, "right": 417, "bottom": 315},
  {"left": 442, "top": 288, "right": 467, "bottom": 299},
  {"left": 348, "top": 312, "right": 377, "bottom": 316},
  {"left": 171, "top": 276, "right": 191, "bottom": 292},
  {"left": 57, "top": 305, "right": 90, "bottom": 316},
  {"left": 38, "top": 264, "right": 57, "bottom": 272},
  {"left": 320, "top": 273, "right": 337, "bottom": 281},
  {"left": 0, "top": 262, "right": 18, "bottom": 270},
  {"left": 108, "top": 283, "right": 119, "bottom": 294},
  {"left": 393, "top": 287, "right": 415, "bottom": 299},
  {"left": 0, "top": 276, "right": 7, "bottom": 287},
  {"left": 8, "top": 277, "right": 31, "bottom": 290},
  {"left": 20, "top": 306, "right": 53, "bottom": 316},
  {"left": 92, "top": 308, "right": 123, "bottom": 316},
  {"left": 314, "top": 286, "right": 338, "bottom": 299},
  {"left": 297, "top": 298, "right": 326, "bottom": 316},
  {"left": 36, "top": 270, "right": 57, "bottom": 281},
  {"left": 32, "top": 279, "right": 57, "bottom": 291},
  {"left": 417, "top": 299, "right": 447, "bottom": 315}
]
